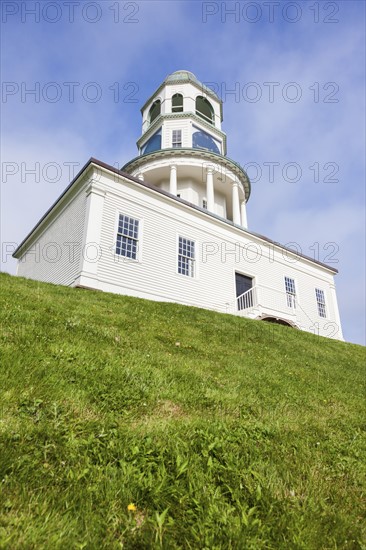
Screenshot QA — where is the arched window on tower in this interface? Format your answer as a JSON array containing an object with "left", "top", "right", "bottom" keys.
[
  {"left": 195, "top": 96, "right": 214, "bottom": 125},
  {"left": 149, "top": 100, "right": 161, "bottom": 124},
  {"left": 172, "top": 93, "right": 183, "bottom": 113}
]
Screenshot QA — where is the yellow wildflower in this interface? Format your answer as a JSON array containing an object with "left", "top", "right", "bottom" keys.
[{"left": 127, "top": 503, "right": 137, "bottom": 511}]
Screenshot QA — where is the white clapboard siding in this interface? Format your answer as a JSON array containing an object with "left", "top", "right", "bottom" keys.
[
  {"left": 95, "top": 170, "right": 341, "bottom": 339},
  {"left": 163, "top": 119, "right": 191, "bottom": 149},
  {"left": 17, "top": 188, "right": 87, "bottom": 286}
]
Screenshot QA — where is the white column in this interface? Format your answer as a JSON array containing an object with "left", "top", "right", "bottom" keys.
[
  {"left": 329, "top": 283, "right": 344, "bottom": 341},
  {"left": 240, "top": 200, "right": 248, "bottom": 228},
  {"left": 206, "top": 167, "right": 214, "bottom": 212},
  {"left": 232, "top": 182, "right": 241, "bottom": 225},
  {"left": 169, "top": 165, "right": 177, "bottom": 195},
  {"left": 78, "top": 180, "right": 106, "bottom": 288}
]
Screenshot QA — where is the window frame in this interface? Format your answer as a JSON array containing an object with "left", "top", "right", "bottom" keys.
[
  {"left": 177, "top": 235, "right": 196, "bottom": 278},
  {"left": 172, "top": 93, "right": 183, "bottom": 113},
  {"left": 172, "top": 129, "right": 182, "bottom": 148},
  {"left": 191, "top": 123, "right": 222, "bottom": 154},
  {"left": 195, "top": 96, "right": 215, "bottom": 125},
  {"left": 114, "top": 212, "right": 142, "bottom": 262},
  {"left": 141, "top": 127, "right": 162, "bottom": 155},
  {"left": 315, "top": 288, "right": 327, "bottom": 318},
  {"left": 284, "top": 276, "right": 296, "bottom": 309},
  {"left": 148, "top": 99, "right": 161, "bottom": 124}
]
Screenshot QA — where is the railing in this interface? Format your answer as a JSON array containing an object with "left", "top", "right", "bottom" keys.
[
  {"left": 256, "top": 285, "right": 297, "bottom": 318},
  {"left": 237, "top": 287, "right": 256, "bottom": 311},
  {"left": 235, "top": 285, "right": 298, "bottom": 321}
]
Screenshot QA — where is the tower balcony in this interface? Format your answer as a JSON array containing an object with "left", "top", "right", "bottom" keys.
[{"left": 121, "top": 148, "right": 251, "bottom": 228}]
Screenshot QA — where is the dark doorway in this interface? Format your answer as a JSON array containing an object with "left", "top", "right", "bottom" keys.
[{"left": 235, "top": 273, "right": 253, "bottom": 310}]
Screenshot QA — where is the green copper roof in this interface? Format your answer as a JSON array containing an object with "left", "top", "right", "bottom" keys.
[
  {"left": 164, "top": 70, "right": 220, "bottom": 100},
  {"left": 165, "top": 70, "right": 198, "bottom": 82}
]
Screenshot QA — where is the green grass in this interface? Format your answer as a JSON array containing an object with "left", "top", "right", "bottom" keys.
[{"left": 0, "top": 272, "right": 365, "bottom": 549}]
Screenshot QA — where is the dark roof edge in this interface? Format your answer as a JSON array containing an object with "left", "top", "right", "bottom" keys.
[{"left": 12, "top": 157, "right": 338, "bottom": 274}]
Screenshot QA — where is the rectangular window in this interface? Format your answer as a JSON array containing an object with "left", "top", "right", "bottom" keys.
[
  {"left": 116, "top": 214, "right": 139, "bottom": 260},
  {"left": 178, "top": 236, "right": 195, "bottom": 277},
  {"left": 284, "top": 276, "right": 296, "bottom": 308},
  {"left": 202, "top": 199, "right": 207, "bottom": 209},
  {"left": 172, "top": 129, "right": 182, "bottom": 148},
  {"left": 315, "top": 289, "right": 327, "bottom": 318}
]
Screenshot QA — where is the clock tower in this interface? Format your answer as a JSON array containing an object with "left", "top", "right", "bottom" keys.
[{"left": 122, "top": 70, "right": 250, "bottom": 228}]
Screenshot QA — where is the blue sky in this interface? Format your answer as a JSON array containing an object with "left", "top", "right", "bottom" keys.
[{"left": 1, "top": 0, "right": 365, "bottom": 345}]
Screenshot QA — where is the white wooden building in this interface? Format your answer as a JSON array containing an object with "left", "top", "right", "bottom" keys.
[{"left": 13, "top": 70, "right": 343, "bottom": 339}]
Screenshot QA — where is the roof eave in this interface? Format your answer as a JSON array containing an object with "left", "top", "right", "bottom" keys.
[{"left": 12, "top": 157, "right": 338, "bottom": 275}]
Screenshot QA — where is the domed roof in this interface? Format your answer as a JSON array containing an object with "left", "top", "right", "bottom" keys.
[
  {"left": 164, "top": 70, "right": 220, "bottom": 100},
  {"left": 165, "top": 70, "right": 200, "bottom": 84}
]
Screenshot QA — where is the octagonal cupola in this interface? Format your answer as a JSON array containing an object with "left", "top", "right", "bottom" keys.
[
  {"left": 138, "top": 70, "right": 225, "bottom": 155},
  {"left": 122, "top": 70, "right": 251, "bottom": 229}
]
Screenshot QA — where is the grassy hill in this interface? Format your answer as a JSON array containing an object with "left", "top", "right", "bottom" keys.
[{"left": 0, "top": 272, "right": 365, "bottom": 549}]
